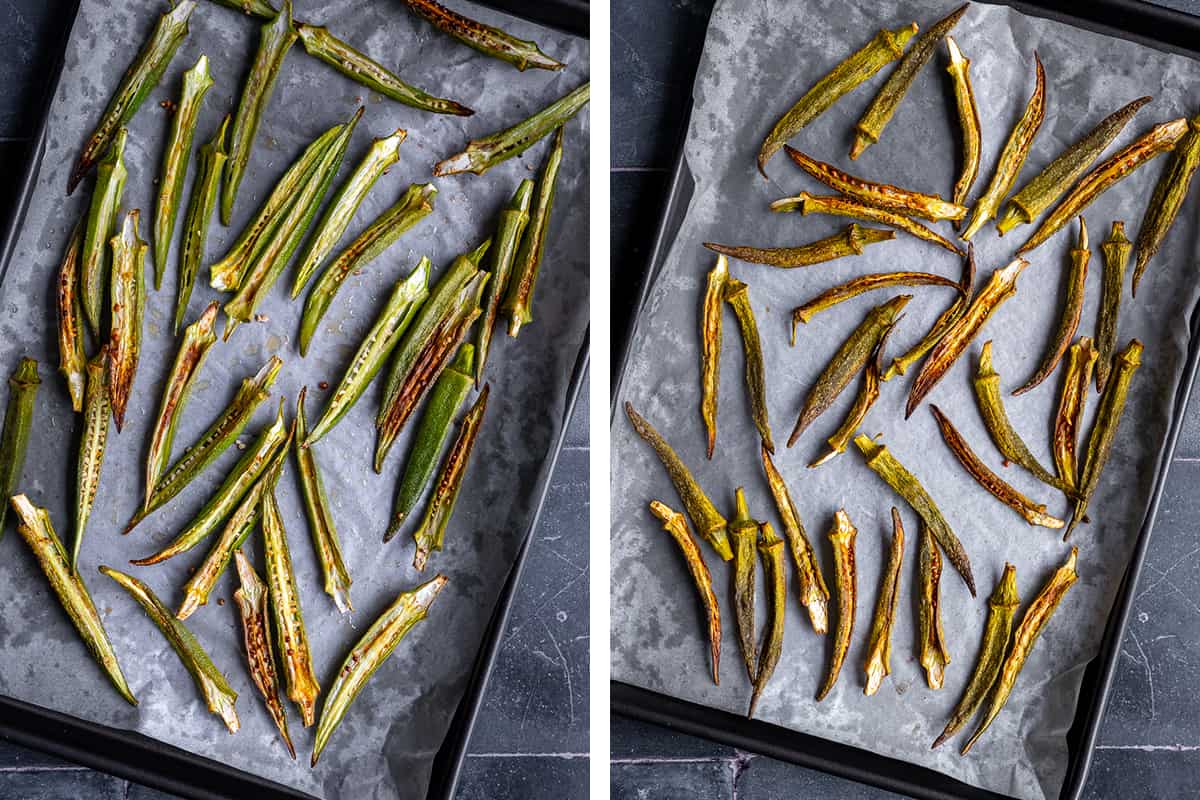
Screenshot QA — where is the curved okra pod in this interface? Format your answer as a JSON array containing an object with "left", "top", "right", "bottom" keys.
[
  {"left": 176, "top": 115, "right": 228, "bottom": 333},
  {"left": 945, "top": 37, "right": 981, "bottom": 218},
  {"left": 502, "top": 127, "right": 565, "bottom": 337},
  {"left": 299, "top": 183, "right": 438, "bottom": 355},
  {"left": 810, "top": 326, "right": 891, "bottom": 468},
  {"left": 906, "top": 257, "right": 1029, "bottom": 419},
  {"left": 222, "top": 0, "right": 299, "bottom": 226},
  {"left": 1096, "top": 223, "right": 1132, "bottom": 391},
  {"left": 756, "top": 23, "right": 917, "bottom": 175},
  {"left": 1134, "top": 114, "right": 1200, "bottom": 294},
  {"left": 435, "top": 84, "right": 587, "bottom": 177},
  {"left": 933, "top": 564, "right": 1019, "bottom": 749},
  {"left": 1019, "top": 118, "right": 1189, "bottom": 254},
  {"left": 412, "top": 385, "right": 489, "bottom": 571},
  {"left": 144, "top": 303, "right": 219, "bottom": 511},
  {"left": 232, "top": 551, "right": 294, "bottom": 759},
  {"left": 0, "top": 358, "right": 40, "bottom": 537},
  {"left": 854, "top": 434, "right": 975, "bottom": 596},
  {"left": 475, "top": 179, "right": 534, "bottom": 386},
  {"left": 296, "top": 388, "right": 352, "bottom": 612},
  {"left": 10, "top": 496, "right": 135, "bottom": 705},
  {"left": 749, "top": 522, "right": 786, "bottom": 718},
  {"left": 704, "top": 224, "right": 894, "bottom": 269},
  {"left": 930, "top": 405, "right": 1064, "bottom": 529},
  {"left": 918, "top": 521, "right": 951, "bottom": 689},
  {"left": 154, "top": 55, "right": 214, "bottom": 288},
  {"left": 864, "top": 509, "right": 904, "bottom": 696},
  {"left": 291, "top": 128, "right": 407, "bottom": 297},
  {"left": 1054, "top": 338, "right": 1097, "bottom": 491},
  {"left": 398, "top": 0, "right": 563, "bottom": 70},
  {"left": 386, "top": 344, "right": 474, "bottom": 540},
  {"left": 305, "top": 260, "right": 430, "bottom": 446},
  {"left": 68, "top": 1, "right": 196, "bottom": 194},
  {"left": 850, "top": 4, "right": 968, "bottom": 160},
  {"left": 791, "top": 270, "right": 960, "bottom": 329},
  {"left": 788, "top": 294, "right": 909, "bottom": 446},
  {"left": 73, "top": 351, "right": 110, "bottom": 570},
  {"left": 56, "top": 221, "right": 87, "bottom": 411},
  {"left": 311, "top": 575, "right": 447, "bottom": 766},
  {"left": 883, "top": 245, "right": 976, "bottom": 381},
  {"left": 728, "top": 489, "right": 759, "bottom": 684},
  {"left": 648, "top": 501, "right": 721, "bottom": 685},
  {"left": 962, "top": 549, "right": 1078, "bottom": 754},
  {"left": 130, "top": 356, "right": 282, "bottom": 528},
  {"left": 107, "top": 209, "right": 147, "bottom": 432},
  {"left": 960, "top": 55, "right": 1046, "bottom": 241},
  {"left": 100, "top": 566, "right": 238, "bottom": 732},
  {"left": 761, "top": 446, "right": 828, "bottom": 633},
  {"left": 625, "top": 402, "right": 730, "bottom": 561},
  {"left": 997, "top": 96, "right": 1151, "bottom": 236},
  {"left": 724, "top": 277, "right": 773, "bottom": 452},
  {"left": 81, "top": 128, "right": 129, "bottom": 337},
  {"left": 784, "top": 146, "right": 965, "bottom": 221},
  {"left": 771, "top": 193, "right": 963, "bottom": 256},
  {"left": 700, "top": 255, "right": 728, "bottom": 460},
  {"left": 816, "top": 510, "right": 857, "bottom": 701},
  {"left": 131, "top": 402, "right": 290, "bottom": 565}
]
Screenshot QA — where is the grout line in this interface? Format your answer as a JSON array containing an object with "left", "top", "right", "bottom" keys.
[
  {"left": 466, "top": 752, "right": 589, "bottom": 759},
  {"left": 611, "top": 756, "right": 739, "bottom": 765},
  {"left": 1095, "top": 744, "right": 1200, "bottom": 751},
  {"left": 611, "top": 166, "right": 670, "bottom": 173},
  {"left": 0, "top": 765, "right": 89, "bottom": 773}
]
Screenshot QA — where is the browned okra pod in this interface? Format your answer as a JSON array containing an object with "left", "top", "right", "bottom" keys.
[
  {"left": 724, "top": 277, "right": 773, "bottom": 452},
  {"left": 810, "top": 326, "right": 892, "bottom": 468},
  {"left": 56, "top": 221, "right": 86, "bottom": 412},
  {"left": 729, "top": 488, "right": 759, "bottom": 683},
  {"left": 917, "top": 521, "right": 951, "bottom": 689},
  {"left": 1134, "top": 114, "right": 1200, "bottom": 295},
  {"left": 700, "top": 255, "right": 727, "bottom": 460},
  {"left": 863, "top": 509, "right": 904, "bottom": 696},
  {"left": 883, "top": 245, "right": 976, "bottom": 382},
  {"left": 1096, "top": 223, "right": 1132, "bottom": 392},
  {"left": 816, "top": 510, "right": 857, "bottom": 702},
  {"left": 107, "top": 209, "right": 147, "bottom": 432},
  {"left": 1053, "top": 338, "right": 1097, "bottom": 491},
  {"left": 232, "top": 550, "right": 295, "bottom": 758},
  {"left": 749, "top": 522, "right": 786, "bottom": 717},
  {"left": 771, "top": 193, "right": 963, "bottom": 256},
  {"left": 791, "top": 270, "right": 960, "bottom": 329},
  {"left": 649, "top": 501, "right": 721, "bottom": 685},
  {"left": 761, "top": 445, "right": 829, "bottom": 633},
  {"left": 945, "top": 36, "right": 981, "bottom": 217},
  {"left": 704, "top": 224, "right": 894, "bottom": 269}
]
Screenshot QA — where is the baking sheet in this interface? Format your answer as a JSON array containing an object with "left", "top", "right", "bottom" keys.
[
  {"left": 609, "top": 2, "right": 1200, "bottom": 799},
  {"left": 0, "top": 1, "right": 588, "bottom": 798}
]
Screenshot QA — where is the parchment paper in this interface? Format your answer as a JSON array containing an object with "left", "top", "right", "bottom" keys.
[
  {"left": 610, "top": 2, "right": 1200, "bottom": 798},
  {"left": 0, "top": 1, "right": 588, "bottom": 798}
]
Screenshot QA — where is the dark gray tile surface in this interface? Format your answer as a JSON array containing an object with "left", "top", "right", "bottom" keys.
[
  {"left": 611, "top": 1, "right": 1200, "bottom": 799},
  {"left": 0, "top": 1, "right": 589, "bottom": 798}
]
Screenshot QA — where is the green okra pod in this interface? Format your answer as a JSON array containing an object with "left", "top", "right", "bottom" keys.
[
  {"left": 72, "top": 351, "right": 109, "bottom": 570},
  {"left": 918, "top": 520, "right": 951, "bottom": 689},
  {"left": 945, "top": 36, "right": 981, "bottom": 218},
  {"left": 435, "top": 84, "right": 587, "bottom": 177},
  {"left": 154, "top": 55, "right": 214, "bottom": 288},
  {"left": 729, "top": 488, "right": 759, "bottom": 684},
  {"left": 704, "top": 224, "right": 895, "bottom": 269},
  {"left": 68, "top": 1, "right": 196, "bottom": 194},
  {"left": 749, "top": 522, "right": 786, "bottom": 718},
  {"left": 56, "top": 221, "right": 87, "bottom": 412},
  {"left": 0, "top": 357, "right": 40, "bottom": 538},
  {"left": 791, "top": 270, "right": 960, "bottom": 329},
  {"left": 817, "top": 510, "right": 857, "bottom": 702},
  {"left": 299, "top": 183, "right": 437, "bottom": 355},
  {"left": 10, "top": 496, "right": 135, "bottom": 705},
  {"left": 810, "top": 326, "right": 891, "bottom": 468},
  {"left": 700, "top": 255, "right": 728, "bottom": 461},
  {"left": 222, "top": 0, "right": 299, "bottom": 226},
  {"left": 1054, "top": 338, "right": 1097, "bottom": 491},
  {"left": 296, "top": 387, "right": 352, "bottom": 612},
  {"left": 233, "top": 550, "right": 295, "bottom": 759},
  {"left": 1134, "top": 113, "right": 1200, "bottom": 295},
  {"left": 1096, "top": 223, "right": 1132, "bottom": 392},
  {"left": 883, "top": 245, "right": 975, "bottom": 382},
  {"left": 761, "top": 446, "right": 828, "bottom": 633},
  {"left": 311, "top": 575, "right": 447, "bottom": 766},
  {"left": 723, "top": 277, "right": 773, "bottom": 453},
  {"left": 81, "top": 128, "right": 128, "bottom": 337},
  {"left": 176, "top": 115, "right": 228, "bottom": 333},
  {"left": 503, "top": 127, "right": 565, "bottom": 337},
  {"left": 398, "top": 0, "right": 563, "bottom": 71},
  {"left": 292, "top": 128, "right": 407, "bottom": 298},
  {"left": 475, "top": 179, "right": 534, "bottom": 386},
  {"left": 412, "top": 384, "right": 489, "bottom": 571},
  {"left": 386, "top": 344, "right": 475, "bottom": 541},
  {"left": 101, "top": 566, "right": 238, "bottom": 732},
  {"left": 107, "top": 209, "right": 147, "bottom": 433},
  {"left": 863, "top": 509, "right": 904, "bottom": 696},
  {"left": 771, "top": 192, "right": 963, "bottom": 256}
]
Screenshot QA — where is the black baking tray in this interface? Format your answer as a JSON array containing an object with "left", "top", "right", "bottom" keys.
[
  {"left": 0, "top": 1, "right": 589, "bottom": 799},
  {"left": 610, "top": 2, "right": 1200, "bottom": 799}
]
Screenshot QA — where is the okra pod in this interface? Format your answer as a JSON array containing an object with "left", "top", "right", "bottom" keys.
[
  {"left": 917, "top": 521, "right": 951, "bottom": 689},
  {"left": 771, "top": 193, "right": 963, "bottom": 256},
  {"left": 816, "top": 510, "right": 857, "bottom": 701},
  {"left": 864, "top": 509, "right": 904, "bottom": 696},
  {"left": 700, "top": 255, "right": 728, "bottom": 460},
  {"left": 0, "top": 358, "right": 39, "bottom": 537},
  {"left": 906, "top": 257, "right": 1029, "bottom": 418},
  {"left": 232, "top": 551, "right": 294, "bottom": 759},
  {"left": 930, "top": 405, "right": 1065, "bottom": 529},
  {"left": 811, "top": 328, "right": 890, "bottom": 468},
  {"left": 56, "top": 221, "right": 87, "bottom": 411},
  {"left": 10, "top": 496, "right": 135, "bottom": 705},
  {"left": 1135, "top": 114, "right": 1200, "bottom": 294},
  {"left": 400, "top": 0, "right": 563, "bottom": 70},
  {"left": 412, "top": 384, "right": 489, "bottom": 571},
  {"left": 854, "top": 433, "right": 975, "bottom": 596},
  {"left": 311, "top": 575, "right": 447, "bottom": 766},
  {"left": 749, "top": 522, "right": 785, "bottom": 717},
  {"left": 101, "top": 566, "right": 238, "bottom": 732},
  {"left": 791, "top": 270, "right": 960, "bottom": 329},
  {"left": 724, "top": 277, "right": 773, "bottom": 452},
  {"left": 304, "top": 259, "right": 431, "bottom": 446},
  {"left": 68, "top": 1, "right": 195, "bottom": 194},
  {"left": 625, "top": 402, "right": 730, "bottom": 561},
  {"left": 883, "top": 245, "right": 976, "bottom": 381},
  {"left": 850, "top": 4, "right": 968, "bottom": 160},
  {"left": 222, "top": 0, "right": 299, "bottom": 226},
  {"left": 435, "top": 83, "right": 587, "bottom": 176},
  {"left": 761, "top": 446, "right": 828, "bottom": 632},
  {"left": 154, "top": 55, "right": 213, "bottom": 288},
  {"left": 176, "top": 115, "right": 228, "bottom": 333},
  {"left": 933, "top": 564, "right": 1019, "bottom": 749},
  {"left": 648, "top": 501, "right": 721, "bottom": 685},
  {"left": 72, "top": 351, "right": 109, "bottom": 570},
  {"left": 1053, "top": 338, "right": 1097, "bottom": 491},
  {"left": 756, "top": 23, "right": 917, "bottom": 175},
  {"left": 1096, "top": 222, "right": 1132, "bottom": 391},
  {"left": 475, "top": 179, "right": 534, "bottom": 387},
  {"left": 107, "top": 209, "right": 147, "bottom": 432},
  {"left": 962, "top": 549, "right": 1078, "bottom": 754},
  {"left": 960, "top": 54, "right": 1046, "bottom": 241},
  {"left": 296, "top": 387, "right": 352, "bottom": 612},
  {"left": 729, "top": 488, "right": 759, "bottom": 684},
  {"left": 299, "top": 183, "right": 437, "bottom": 355},
  {"left": 208, "top": 0, "right": 278, "bottom": 19},
  {"left": 704, "top": 224, "right": 894, "bottom": 269},
  {"left": 291, "top": 128, "right": 406, "bottom": 298},
  {"left": 997, "top": 96, "right": 1151, "bottom": 236},
  {"left": 1020, "top": 118, "right": 1189, "bottom": 254},
  {"left": 502, "top": 126, "right": 565, "bottom": 337},
  {"left": 945, "top": 36, "right": 981, "bottom": 217},
  {"left": 81, "top": 128, "right": 128, "bottom": 337},
  {"left": 788, "top": 294, "right": 909, "bottom": 446}
]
